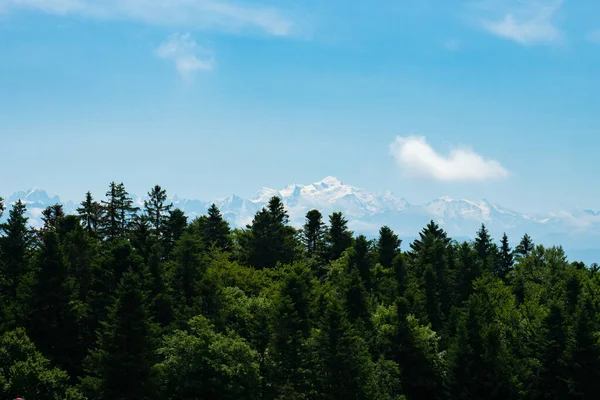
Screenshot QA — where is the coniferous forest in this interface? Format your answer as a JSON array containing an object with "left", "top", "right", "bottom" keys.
[{"left": 1, "top": 182, "right": 600, "bottom": 400}]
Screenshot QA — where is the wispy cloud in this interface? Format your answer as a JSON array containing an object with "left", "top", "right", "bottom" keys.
[
  {"left": 0, "top": 0, "right": 295, "bottom": 36},
  {"left": 389, "top": 136, "right": 509, "bottom": 182},
  {"left": 156, "top": 33, "right": 214, "bottom": 79},
  {"left": 476, "top": 0, "right": 564, "bottom": 45}
]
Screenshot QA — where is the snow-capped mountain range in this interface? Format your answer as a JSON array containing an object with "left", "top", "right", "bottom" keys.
[{"left": 3, "top": 177, "right": 600, "bottom": 262}]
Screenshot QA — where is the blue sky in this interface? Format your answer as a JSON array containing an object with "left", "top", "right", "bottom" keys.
[{"left": 1, "top": 0, "right": 600, "bottom": 213}]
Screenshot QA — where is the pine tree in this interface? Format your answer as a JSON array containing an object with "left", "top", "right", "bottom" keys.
[
  {"left": 497, "top": 233, "right": 513, "bottom": 279},
  {"left": 81, "top": 269, "right": 157, "bottom": 400},
  {"left": 27, "top": 231, "right": 79, "bottom": 373},
  {"left": 77, "top": 191, "right": 103, "bottom": 236},
  {"left": 312, "top": 295, "right": 376, "bottom": 400},
  {"left": 268, "top": 263, "right": 314, "bottom": 398},
  {"left": 0, "top": 200, "right": 32, "bottom": 298},
  {"left": 515, "top": 234, "right": 534, "bottom": 258},
  {"left": 144, "top": 184, "right": 172, "bottom": 237},
  {"left": 409, "top": 220, "right": 450, "bottom": 256},
  {"left": 352, "top": 235, "right": 373, "bottom": 289},
  {"left": 377, "top": 226, "right": 401, "bottom": 270},
  {"left": 169, "top": 232, "right": 206, "bottom": 326},
  {"left": 202, "top": 203, "right": 231, "bottom": 251},
  {"left": 246, "top": 197, "right": 297, "bottom": 269},
  {"left": 100, "top": 182, "right": 138, "bottom": 240},
  {"left": 41, "top": 204, "right": 65, "bottom": 232},
  {"left": 163, "top": 208, "right": 188, "bottom": 258},
  {"left": 474, "top": 224, "right": 492, "bottom": 262},
  {"left": 325, "top": 212, "right": 353, "bottom": 261},
  {"left": 302, "top": 209, "right": 325, "bottom": 257}
]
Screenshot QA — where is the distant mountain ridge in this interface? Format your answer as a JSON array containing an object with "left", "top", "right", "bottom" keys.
[{"left": 3, "top": 177, "right": 600, "bottom": 263}]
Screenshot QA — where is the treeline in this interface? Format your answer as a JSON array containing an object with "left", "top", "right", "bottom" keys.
[{"left": 0, "top": 182, "right": 599, "bottom": 399}]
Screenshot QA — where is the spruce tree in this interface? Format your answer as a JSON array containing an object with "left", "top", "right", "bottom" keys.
[
  {"left": 515, "top": 234, "right": 534, "bottom": 258},
  {"left": 312, "top": 295, "right": 376, "bottom": 400},
  {"left": 268, "top": 263, "right": 314, "bottom": 398},
  {"left": 144, "top": 184, "right": 172, "bottom": 237},
  {"left": 101, "top": 182, "right": 138, "bottom": 240},
  {"left": 27, "top": 231, "right": 79, "bottom": 373},
  {"left": 474, "top": 224, "right": 493, "bottom": 262},
  {"left": 409, "top": 220, "right": 450, "bottom": 257},
  {"left": 203, "top": 203, "right": 231, "bottom": 251},
  {"left": 77, "top": 191, "right": 103, "bottom": 236},
  {"left": 352, "top": 235, "right": 373, "bottom": 289},
  {"left": 302, "top": 209, "right": 325, "bottom": 257},
  {"left": 81, "top": 269, "right": 157, "bottom": 400},
  {"left": 0, "top": 200, "right": 32, "bottom": 298},
  {"left": 377, "top": 226, "right": 401, "bottom": 270},
  {"left": 246, "top": 197, "right": 297, "bottom": 269},
  {"left": 41, "top": 204, "right": 65, "bottom": 232},
  {"left": 325, "top": 212, "right": 353, "bottom": 261},
  {"left": 497, "top": 233, "right": 513, "bottom": 279}
]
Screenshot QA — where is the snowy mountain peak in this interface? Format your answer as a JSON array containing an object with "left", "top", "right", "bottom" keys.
[
  {"left": 8, "top": 188, "right": 60, "bottom": 205},
  {"left": 315, "top": 176, "right": 343, "bottom": 187}
]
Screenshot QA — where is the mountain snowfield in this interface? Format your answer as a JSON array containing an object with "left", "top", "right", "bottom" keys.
[{"left": 3, "top": 177, "right": 600, "bottom": 262}]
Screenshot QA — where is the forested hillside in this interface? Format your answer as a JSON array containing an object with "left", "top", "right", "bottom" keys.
[{"left": 1, "top": 182, "right": 599, "bottom": 400}]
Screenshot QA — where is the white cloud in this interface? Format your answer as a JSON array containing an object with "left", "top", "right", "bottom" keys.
[
  {"left": 389, "top": 136, "right": 509, "bottom": 182},
  {"left": 477, "top": 0, "right": 563, "bottom": 45},
  {"left": 156, "top": 33, "right": 214, "bottom": 78},
  {"left": 0, "top": 0, "right": 294, "bottom": 36}
]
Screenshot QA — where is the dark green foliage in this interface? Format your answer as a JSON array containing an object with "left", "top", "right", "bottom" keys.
[
  {"left": 100, "top": 182, "right": 138, "bottom": 240},
  {"left": 154, "top": 315, "right": 260, "bottom": 400},
  {"left": 0, "top": 200, "right": 32, "bottom": 299},
  {"left": 326, "top": 211, "right": 353, "bottom": 261},
  {"left": 377, "top": 226, "right": 401, "bottom": 269},
  {"left": 3, "top": 183, "right": 600, "bottom": 400},
  {"left": 245, "top": 196, "right": 299, "bottom": 269},
  {"left": 192, "top": 203, "right": 231, "bottom": 251},
  {"left": 0, "top": 328, "right": 83, "bottom": 400},
  {"left": 143, "top": 184, "right": 172, "bottom": 237},
  {"left": 302, "top": 209, "right": 326, "bottom": 258},
  {"left": 515, "top": 234, "right": 534, "bottom": 258},
  {"left": 26, "top": 231, "right": 80, "bottom": 373},
  {"left": 497, "top": 233, "right": 514, "bottom": 279},
  {"left": 77, "top": 191, "right": 103, "bottom": 237},
  {"left": 41, "top": 204, "right": 65, "bottom": 232},
  {"left": 81, "top": 269, "right": 157, "bottom": 400}
]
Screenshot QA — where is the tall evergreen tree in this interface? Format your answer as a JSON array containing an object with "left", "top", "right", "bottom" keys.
[
  {"left": 302, "top": 209, "right": 325, "bottom": 257},
  {"left": 246, "top": 197, "right": 297, "bottom": 269},
  {"left": 377, "top": 226, "right": 401, "bottom": 270},
  {"left": 27, "top": 231, "right": 79, "bottom": 373},
  {"left": 312, "top": 295, "right": 376, "bottom": 400},
  {"left": 515, "top": 234, "right": 534, "bottom": 258},
  {"left": 41, "top": 204, "right": 65, "bottom": 232},
  {"left": 81, "top": 269, "right": 157, "bottom": 400},
  {"left": 77, "top": 191, "right": 103, "bottom": 236},
  {"left": 409, "top": 220, "right": 450, "bottom": 256},
  {"left": 474, "top": 224, "right": 493, "bottom": 262},
  {"left": 325, "top": 212, "right": 353, "bottom": 261},
  {"left": 202, "top": 204, "right": 231, "bottom": 251},
  {"left": 0, "top": 200, "right": 32, "bottom": 298},
  {"left": 352, "top": 235, "right": 373, "bottom": 289},
  {"left": 268, "top": 263, "right": 314, "bottom": 398},
  {"left": 144, "top": 184, "right": 172, "bottom": 237},
  {"left": 497, "top": 233, "right": 514, "bottom": 279},
  {"left": 101, "top": 182, "right": 138, "bottom": 240}
]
